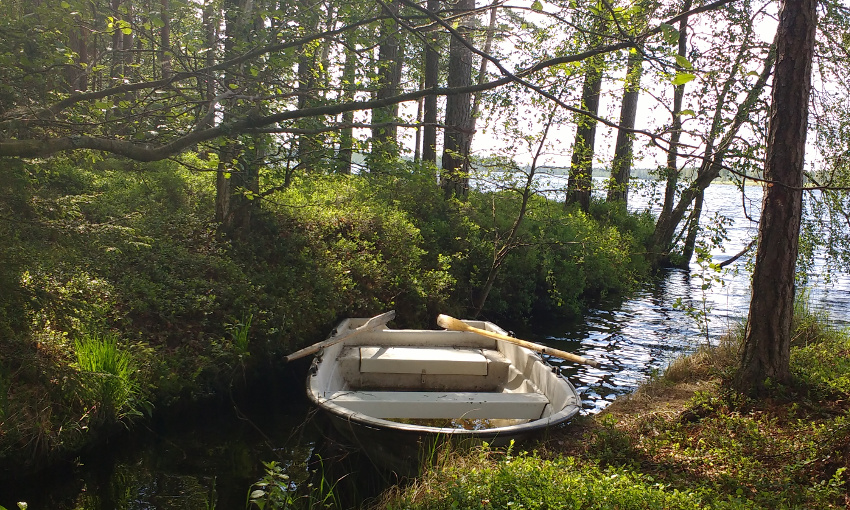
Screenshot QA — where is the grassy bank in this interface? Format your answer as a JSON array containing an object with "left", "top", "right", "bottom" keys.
[
  {"left": 0, "top": 157, "right": 652, "bottom": 477},
  {"left": 377, "top": 310, "right": 850, "bottom": 509}
]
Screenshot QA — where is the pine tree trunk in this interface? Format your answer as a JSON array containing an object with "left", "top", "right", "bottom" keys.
[
  {"left": 441, "top": 0, "right": 474, "bottom": 198},
  {"left": 735, "top": 0, "right": 816, "bottom": 393},
  {"left": 608, "top": 49, "right": 642, "bottom": 204},
  {"left": 422, "top": 0, "right": 440, "bottom": 166},
  {"left": 566, "top": 8, "right": 606, "bottom": 211},
  {"left": 371, "top": 0, "right": 401, "bottom": 169}
]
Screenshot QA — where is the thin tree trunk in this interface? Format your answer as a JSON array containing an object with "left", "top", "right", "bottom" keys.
[
  {"left": 160, "top": 0, "right": 172, "bottom": 78},
  {"left": 414, "top": 75, "right": 424, "bottom": 163},
  {"left": 608, "top": 48, "right": 643, "bottom": 204},
  {"left": 296, "top": 0, "right": 322, "bottom": 172},
  {"left": 470, "top": 1, "right": 499, "bottom": 126},
  {"left": 338, "top": 43, "right": 357, "bottom": 174},
  {"left": 422, "top": 0, "right": 440, "bottom": 166},
  {"left": 736, "top": 0, "right": 816, "bottom": 393},
  {"left": 472, "top": 99, "right": 561, "bottom": 317},
  {"left": 659, "top": 0, "right": 691, "bottom": 241},
  {"left": 680, "top": 189, "right": 704, "bottom": 265}
]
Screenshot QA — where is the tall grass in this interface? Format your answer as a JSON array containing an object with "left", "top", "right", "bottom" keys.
[{"left": 74, "top": 332, "right": 144, "bottom": 425}]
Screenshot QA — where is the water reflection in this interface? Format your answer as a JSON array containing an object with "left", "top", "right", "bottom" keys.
[{"left": 0, "top": 379, "right": 322, "bottom": 510}]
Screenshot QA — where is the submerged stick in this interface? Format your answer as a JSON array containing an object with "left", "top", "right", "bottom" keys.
[{"left": 437, "top": 314, "right": 600, "bottom": 368}]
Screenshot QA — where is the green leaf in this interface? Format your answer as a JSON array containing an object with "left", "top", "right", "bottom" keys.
[
  {"left": 531, "top": 0, "right": 543, "bottom": 11},
  {"left": 659, "top": 23, "right": 679, "bottom": 45},
  {"left": 224, "top": 172, "right": 231, "bottom": 179},
  {"left": 671, "top": 72, "right": 695, "bottom": 86},
  {"left": 680, "top": 109, "right": 696, "bottom": 116},
  {"left": 60, "top": 1, "right": 71, "bottom": 8},
  {"left": 94, "top": 100, "right": 110, "bottom": 109},
  {"left": 674, "top": 55, "right": 693, "bottom": 70}
]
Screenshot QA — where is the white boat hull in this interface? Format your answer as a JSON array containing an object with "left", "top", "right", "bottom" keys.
[{"left": 305, "top": 317, "right": 582, "bottom": 470}]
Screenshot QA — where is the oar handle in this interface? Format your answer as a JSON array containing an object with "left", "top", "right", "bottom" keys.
[
  {"left": 285, "top": 310, "right": 396, "bottom": 362},
  {"left": 437, "top": 314, "right": 600, "bottom": 368}
]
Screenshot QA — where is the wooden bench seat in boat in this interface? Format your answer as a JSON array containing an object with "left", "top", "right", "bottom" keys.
[
  {"left": 336, "top": 346, "right": 512, "bottom": 391},
  {"left": 324, "top": 390, "right": 550, "bottom": 419},
  {"left": 359, "top": 346, "right": 489, "bottom": 375}
]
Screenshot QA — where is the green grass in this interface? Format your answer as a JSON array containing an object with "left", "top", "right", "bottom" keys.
[{"left": 74, "top": 332, "right": 145, "bottom": 424}]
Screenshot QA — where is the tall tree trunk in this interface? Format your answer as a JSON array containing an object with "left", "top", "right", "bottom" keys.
[
  {"left": 67, "top": 19, "right": 89, "bottom": 91},
  {"left": 607, "top": 48, "right": 643, "bottom": 204},
  {"left": 295, "top": 0, "right": 322, "bottom": 172},
  {"left": 422, "top": 0, "right": 440, "bottom": 166},
  {"left": 216, "top": 0, "right": 262, "bottom": 238},
  {"left": 338, "top": 43, "right": 357, "bottom": 174},
  {"left": 414, "top": 74, "right": 424, "bottom": 163},
  {"left": 736, "top": 0, "right": 816, "bottom": 393},
  {"left": 371, "top": 0, "right": 402, "bottom": 170},
  {"left": 470, "top": 1, "right": 499, "bottom": 127},
  {"left": 649, "top": 0, "right": 690, "bottom": 266},
  {"left": 440, "top": 0, "right": 474, "bottom": 198},
  {"left": 160, "top": 0, "right": 172, "bottom": 79},
  {"left": 566, "top": 8, "right": 607, "bottom": 211}
]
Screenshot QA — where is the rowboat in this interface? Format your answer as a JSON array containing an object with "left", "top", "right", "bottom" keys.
[{"left": 297, "top": 313, "right": 584, "bottom": 471}]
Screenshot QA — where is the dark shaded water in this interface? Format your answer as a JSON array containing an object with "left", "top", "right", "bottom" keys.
[{"left": 4, "top": 183, "right": 850, "bottom": 508}]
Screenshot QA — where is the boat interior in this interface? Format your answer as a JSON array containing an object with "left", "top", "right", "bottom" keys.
[{"left": 310, "top": 319, "right": 576, "bottom": 425}]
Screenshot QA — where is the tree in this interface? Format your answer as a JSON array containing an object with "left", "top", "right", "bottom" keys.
[
  {"left": 607, "top": 47, "right": 643, "bottom": 205},
  {"left": 647, "top": 0, "right": 776, "bottom": 268},
  {"left": 440, "top": 0, "right": 475, "bottom": 198},
  {"left": 655, "top": 0, "right": 691, "bottom": 264},
  {"left": 565, "top": 4, "right": 608, "bottom": 212},
  {"left": 735, "top": 0, "right": 817, "bottom": 393},
  {"left": 371, "top": 0, "right": 403, "bottom": 169},
  {"left": 421, "top": 0, "right": 442, "bottom": 166}
]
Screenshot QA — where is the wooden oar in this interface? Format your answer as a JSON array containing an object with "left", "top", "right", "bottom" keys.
[
  {"left": 437, "top": 314, "right": 600, "bottom": 368},
  {"left": 285, "top": 310, "right": 396, "bottom": 362}
]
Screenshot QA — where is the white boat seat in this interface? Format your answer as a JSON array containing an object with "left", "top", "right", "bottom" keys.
[
  {"left": 359, "top": 346, "right": 489, "bottom": 376},
  {"left": 323, "top": 391, "right": 549, "bottom": 419}
]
